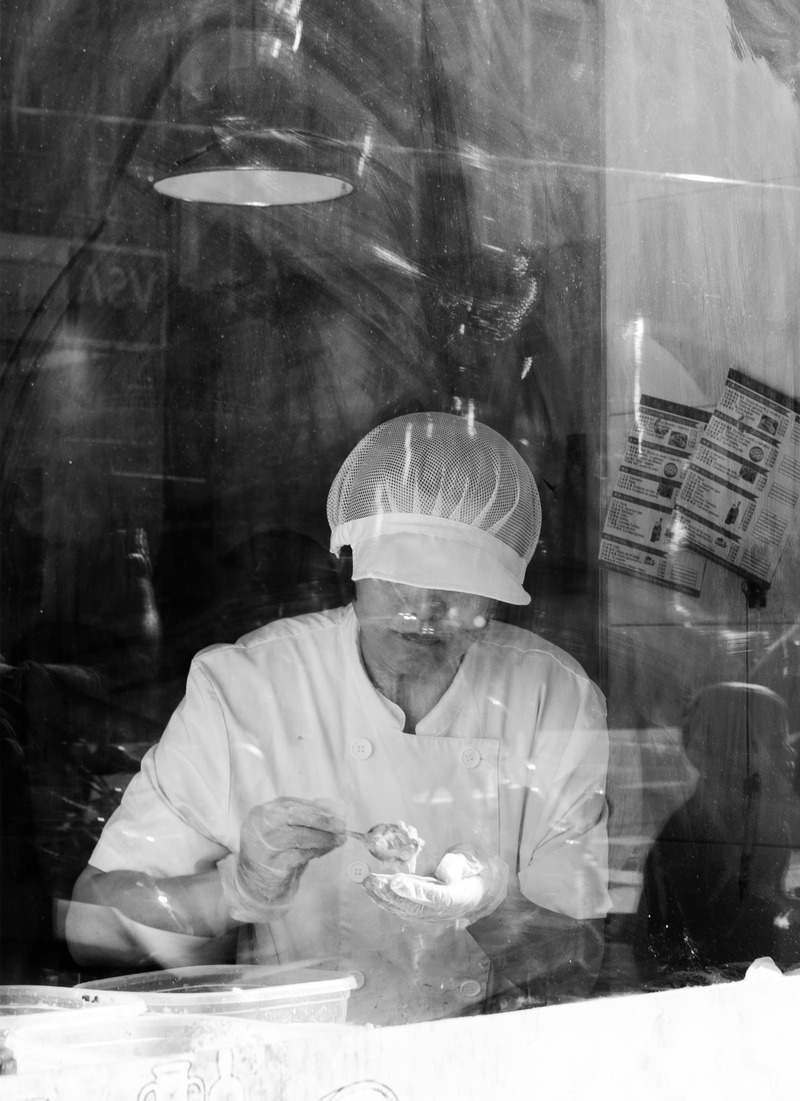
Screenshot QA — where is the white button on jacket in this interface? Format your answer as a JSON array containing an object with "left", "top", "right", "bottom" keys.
[
  {"left": 350, "top": 739, "right": 373, "bottom": 760},
  {"left": 347, "top": 861, "right": 370, "bottom": 883},
  {"left": 459, "top": 746, "right": 481, "bottom": 769}
]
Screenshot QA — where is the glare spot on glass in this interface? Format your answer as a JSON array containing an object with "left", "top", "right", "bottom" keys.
[
  {"left": 521, "top": 356, "right": 533, "bottom": 380},
  {"left": 467, "top": 399, "right": 476, "bottom": 434},
  {"left": 240, "top": 745, "right": 265, "bottom": 758},
  {"left": 403, "top": 422, "right": 413, "bottom": 479},
  {"left": 357, "top": 132, "right": 373, "bottom": 178},
  {"left": 671, "top": 514, "right": 688, "bottom": 545},
  {"left": 459, "top": 142, "right": 491, "bottom": 171},
  {"left": 97, "top": 817, "right": 105, "bottom": 823},
  {"left": 146, "top": 835, "right": 155, "bottom": 843},
  {"left": 156, "top": 894, "right": 169, "bottom": 906},
  {"left": 370, "top": 244, "right": 420, "bottom": 277},
  {"left": 279, "top": 0, "right": 302, "bottom": 16},
  {"left": 292, "top": 20, "right": 303, "bottom": 52},
  {"left": 473, "top": 614, "right": 487, "bottom": 629},
  {"left": 633, "top": 314, "right": 644, "bottom": 438}
]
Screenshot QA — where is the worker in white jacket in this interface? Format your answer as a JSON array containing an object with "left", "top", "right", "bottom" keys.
[{"left": 68, "top": 412, "right": 609, "bottom": 1025}]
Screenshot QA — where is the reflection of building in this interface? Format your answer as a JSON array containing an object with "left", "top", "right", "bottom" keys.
[
  {"left": 0, "top": 232, "right": 168, "bottom": 664},
  {"left": 1, "top": 1, "right": 609, "bottom": 991},
  {"left": 0, "top": 234, "right": 167, "bottom": 354}
]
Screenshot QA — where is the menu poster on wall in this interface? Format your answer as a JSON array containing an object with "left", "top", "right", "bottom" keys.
[
  {"left": 673, "top": 369, "right": 800, "bottom": 584},
  {"left": 599, "top": 396, "right": 710, "bottom": 596}
]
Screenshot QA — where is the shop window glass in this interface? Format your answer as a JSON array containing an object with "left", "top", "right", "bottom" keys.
[{"left": 2, "top": 0, "right": 800, "bottom": 1027}]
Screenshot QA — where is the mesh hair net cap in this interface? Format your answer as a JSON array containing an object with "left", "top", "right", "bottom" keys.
[{"left": 327, "top": 412, "right": 541, "bottom": 605}]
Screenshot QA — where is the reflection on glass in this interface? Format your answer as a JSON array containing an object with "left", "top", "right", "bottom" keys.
[
  {"left": 64, "top": 412, "right": 610, "bottom": 1027},
  {"left": 4, "top": 0, "right": 800, "bottom": 1044}
]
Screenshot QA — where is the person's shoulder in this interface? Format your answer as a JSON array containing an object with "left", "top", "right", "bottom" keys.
[
  {"left": 480, "top": 621, "right": 607, "bottom": 728},
  {"left": 237, "top": 605, "right": 350, "bottom": 648},
  {"left": 481, "top": 620, "right": 598, "bottom": 686},
  {"left": 193, "top": 605, "right": 351, "bottom": 667}
]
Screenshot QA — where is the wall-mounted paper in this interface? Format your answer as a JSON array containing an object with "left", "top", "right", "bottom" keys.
[
  {"left": 600, "top": 396, "right": 710, "bottom": 596},
  {"left": 674, "top": 370, "right": 800, "bottom": 585}
]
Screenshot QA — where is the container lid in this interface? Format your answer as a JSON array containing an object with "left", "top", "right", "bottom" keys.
[
  {"left": 4, "top": 1011, "right": 348, "bottom": 1069},
  {"left": 76, "top": 966, "right": 358, "bottom": 1006},
  {"left": 0, "top": 985, "right": 146, "bottom": 1031}
]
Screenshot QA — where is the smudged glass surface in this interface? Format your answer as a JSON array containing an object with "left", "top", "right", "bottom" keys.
[{"left": 3, "top": 0, "right": 800, "bottom": 1023}]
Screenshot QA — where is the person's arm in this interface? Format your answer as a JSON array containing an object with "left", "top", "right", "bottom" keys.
[
  {"left": 74, "top": 864, "right": 234, "bottom": 938},
  {"left": 66, "top": 797, "right": 345, "bottom": 968},
  {"left": 468, "top": 885, "right": 605, "bottom": 1007},
  {"left": 476, "top": 670, "right": 610, "bottom": 1007},
  {"left": 66, "top": 863, "right": 240, "bottom": 968},
  {"left": 65, "top": 655, "right": 243, "bottom": 969}
]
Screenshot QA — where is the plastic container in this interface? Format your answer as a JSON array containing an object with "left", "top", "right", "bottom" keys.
[
  {"left": 0, "top": 985, "right": 145, "bottom": 1031},
  {"left": 77, "top": 965, "right": 358, "bottom": 1023},
  {"left": 3, "top": 1011, "right": 343, "bottom": 1073},
  {"left": 0, "top": 986, "right": 147, "bottom": 1075}
]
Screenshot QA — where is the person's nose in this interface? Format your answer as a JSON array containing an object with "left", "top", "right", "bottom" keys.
[{"left": 411, "top": 593, "right": 447, "bottom": 623}]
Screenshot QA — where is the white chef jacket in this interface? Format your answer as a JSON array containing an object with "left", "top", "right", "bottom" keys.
[{"left": 89, "top": 604, "right": 609, "bottom": 1025}]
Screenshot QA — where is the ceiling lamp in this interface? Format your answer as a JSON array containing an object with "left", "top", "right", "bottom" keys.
[
  {"left": 152, "top": 0, "right": 361, "bottom": 207},
  {"left": 153, "top": 124, "right": 356, "bottom": 206}
]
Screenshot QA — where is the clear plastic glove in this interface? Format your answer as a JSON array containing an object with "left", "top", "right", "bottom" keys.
[
  {"left": 221, "top": 797, "right": 345, "bottom": 922},
  {"left": 362, "top": 845, "right": 508, "bottom": 928}
]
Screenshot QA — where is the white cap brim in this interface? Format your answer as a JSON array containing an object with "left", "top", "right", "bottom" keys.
[{"left": 332, "top": 515, "right": 531, "bottom": 606}]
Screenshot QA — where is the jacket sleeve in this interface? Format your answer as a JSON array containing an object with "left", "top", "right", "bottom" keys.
[
  {"left": 515, "top": 663, "right": 610, "bottom": 921},
  {"left": 88, "top": 655, "right": 233, "bottom": 877},
  {"left": 471, "top": 659, "right": 609, "bottom": 1004}
]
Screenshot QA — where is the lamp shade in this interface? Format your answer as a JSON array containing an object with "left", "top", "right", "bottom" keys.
[
  {"left": 153, "top": 125, "right": 357, "bottom": 206},
  {"left": 151, "top": 2, "right": 366, "bottom": 206}
]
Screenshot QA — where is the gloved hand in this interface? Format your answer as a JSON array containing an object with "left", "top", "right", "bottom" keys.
[
  {"left": 362, "top": 845, "right": 508, "bottom": 928},
  {"left": 221, "top": 797, "right": 345, "bottom": 922}
]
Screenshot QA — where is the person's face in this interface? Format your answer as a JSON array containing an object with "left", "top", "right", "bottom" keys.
[{"left": 353, "top": 579, "right": 495, "bottom": 678}]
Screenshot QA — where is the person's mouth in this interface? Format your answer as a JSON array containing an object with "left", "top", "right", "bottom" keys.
[{"left": 394, "top": 631, "right": 442, "bottom": 645}]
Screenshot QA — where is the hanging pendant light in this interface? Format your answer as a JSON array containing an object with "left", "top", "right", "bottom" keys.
[
  {"left": 153, "top": 0, "right": 361, "bottom": 206},
  {"left": 153, "top": 123, "right": 356, "bottom": 206}
]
